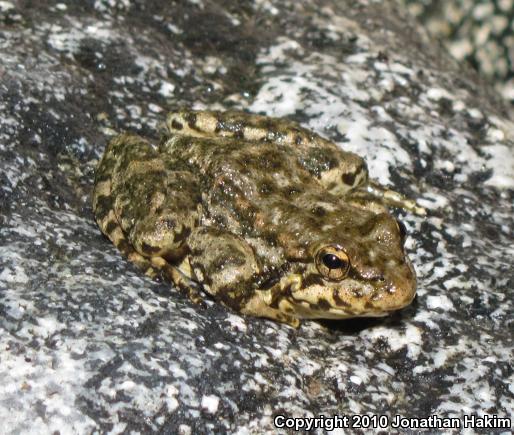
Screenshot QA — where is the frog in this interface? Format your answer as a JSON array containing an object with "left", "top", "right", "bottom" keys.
[{"left": 92, "top": 109, "right": 425, "bottom": 327}]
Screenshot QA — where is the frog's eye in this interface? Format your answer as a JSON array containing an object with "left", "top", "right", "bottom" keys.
[{"left": 315, "top": 246, "right": 350, "bottom": 281}]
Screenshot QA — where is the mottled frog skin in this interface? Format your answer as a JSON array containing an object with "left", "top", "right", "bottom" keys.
[{"left": 93, "top": 110, "right": 424, "bottom": 327}]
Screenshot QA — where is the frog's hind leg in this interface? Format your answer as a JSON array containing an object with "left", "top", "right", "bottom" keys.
[
  {"left": 147, "top": 256, "right": 205, "bottom": 305},
  {"left": 92, "top": 142, "right": 203, "bottom": 305},
  {"left": 93, "top": 195, "right": 203, "bottom": 305},
  {"left": 162, "top": 109, "right": 324, "bottom": 147},
  {"left": 93, "top": 171, "right": 162, "bottom": 279}
]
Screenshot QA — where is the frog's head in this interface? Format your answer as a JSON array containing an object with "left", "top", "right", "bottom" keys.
[{"left": 271, "top": 213, "right": 416, "bottom": 320}]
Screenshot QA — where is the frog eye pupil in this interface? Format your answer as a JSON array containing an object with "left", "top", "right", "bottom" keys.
[{"left": 323, "top": 253, "right": 343, "bottom": 269}]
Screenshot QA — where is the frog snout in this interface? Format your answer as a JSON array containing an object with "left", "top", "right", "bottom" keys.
[{"left": 371, "top": 263, "right": 417, "bottom": 312}]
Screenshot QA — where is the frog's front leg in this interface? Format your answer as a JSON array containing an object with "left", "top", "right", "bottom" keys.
[
  {"left": 187, "top": 227, "right": 301, "bottom": 327},
  {"left": 246, "top": 274, "right": 303, "bottom": 328}
]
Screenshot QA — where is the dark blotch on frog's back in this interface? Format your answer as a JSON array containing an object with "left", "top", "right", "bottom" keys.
[
  {"left": 258, "top": 152, "right": 284, "bottom": 171},
  {"left": 342, "top": 172, "right": 356, "bottom": 186},
  {"left": 299, "top": 147, "right": 339, "bottom": 178},
  {"left": 173, "top": 225, "right": 191, "bottom": 243},
  {"left": 105, "top": 220, "right": 118, "bottom": 235},
  {"left": 311, "top": 206, "right": 326, "bottom": 217},
  {"left": 141, "top": 242, "right": 162, "bottom": 255},
  {"left": 171, "top": 119, "right": 183, "bottom": 130},
  {"left": 183, "top": 112, "right": 198, "bottom": 130},
  {"left": 238, "top": 147, "right": 284, "bottom": 172},
  {"left": 94, "top": 195, "right": 113, "bottom": 221},
  {"left": 258, "top": 180, "right": 275, "bottom": 195},
  {"left": 286, "top": 185, "right": 303, "bottom": 196},
  {"left": 214, "top": 115, "right": 245, "bottom": 138}
]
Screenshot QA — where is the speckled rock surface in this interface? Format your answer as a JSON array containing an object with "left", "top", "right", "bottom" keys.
[
  {"left": 401, "top": 0, "right": 514, "bottom": 105},
  {"left": 0, "top": 1, "right": 513, "bottom": 434}
]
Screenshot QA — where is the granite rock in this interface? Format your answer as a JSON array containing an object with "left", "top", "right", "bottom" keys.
[
  {"left": 0, "top": 0, "right": 512, "bottom": 433},
  {"left": 401, "top": 0, "right": 514, "bottom": 105}
]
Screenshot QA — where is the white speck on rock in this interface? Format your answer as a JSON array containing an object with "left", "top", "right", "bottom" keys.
[
  {"left": 119, "top": 380, "right": 136, "bottom": 391},
  {"left": 486, "top": 127, "right": 505, "bottom": 142},
  {"left": 0, "top": 1, "right": 14, "bottom": 12},
  {"left": 426, "top": 87, "right": 453, "bottom": 100},
  {"left": 201, "top": 395, "right": 220, "bottom": 414},
  {"left": 0, "top": 265, "right": 29, "bottom": 284},
  {"left": 159, "top": 81, "right": 175, "bottom": 98},
  {"left": 349, "top": 375, "right": 362, "bottom": 385},
  {"left": 426, "top": 295, "right": 455, "bottom": 311},
  {"left": 443, "top": 276, "right": 472, "bottom": 291},
  {"left": 148, "top": 103, "right": 163, "bottom": 113},
  {"left": 178, "top": 424, "right": 192, "bottom": 435},
  {"left": 224, "top": 314, "right": 247, "bottom": 332},
  {"left": 483, "top": 144, "right": 514, "bottom": 189}
]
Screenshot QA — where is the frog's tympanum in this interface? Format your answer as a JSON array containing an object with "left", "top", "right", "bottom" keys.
[{"left": 93, "top": 110, "right": 424, "bottom": 327}]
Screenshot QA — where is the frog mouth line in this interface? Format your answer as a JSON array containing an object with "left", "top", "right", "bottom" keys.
[
  {"left": 285, "top": 291, "right": 413, "bottom": 319},
  {"left": 283, "top": 274, "right": 415, "bottom": 318}
]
